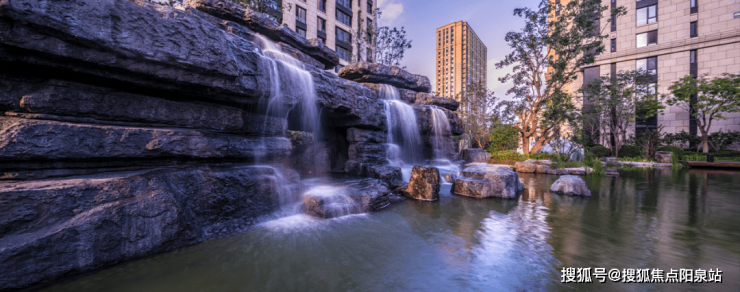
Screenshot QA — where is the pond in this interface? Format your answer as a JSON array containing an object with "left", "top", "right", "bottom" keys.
[{"left": 44, "top": 169, "right": 740, "bottom": 291}]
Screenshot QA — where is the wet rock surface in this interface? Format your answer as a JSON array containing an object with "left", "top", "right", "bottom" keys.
[
  {"left": 452, "top": 165, "right": 524, "bottom": 199},
  {"left": 655, "top": 151, "right": 673, "bottom": 163},
  {"left": 549, "top": 175, "right": 592, "bottom": 196},
  {"left": 304, "top": 178, "right": 393, "bottom": 218},
  {"left": 404, "top": 166, "right": 441, "bottom": 201},
  {"left": 414, "top": 92, "right": 460, "bottom": 111},
  {"left": 0, "top": 164, "right": 300, "bottom": 291},
  {"left": 338, "top": 62, "right": 432, "bottom": 93}
]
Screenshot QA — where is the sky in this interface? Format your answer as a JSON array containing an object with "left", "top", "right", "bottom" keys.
[{"left": 377, "top": 0, "right": 542, "bottom": 100}]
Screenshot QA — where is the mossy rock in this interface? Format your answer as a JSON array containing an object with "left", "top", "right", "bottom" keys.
[{"left": 657, "top": 146, "right": 684, "bottom": 157}]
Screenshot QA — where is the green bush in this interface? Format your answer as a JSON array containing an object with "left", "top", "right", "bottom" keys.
[
  {"left": 488, "top": 125, "right": 519, "bottom": 152},
  {"left": 619, "top": 145, "right": 641, "bottom": 158},
  {"left": 489, "top": 151, "right": 528, "bottom": 162},
  {"left": 588, "top": 145, "right": 612, "bottom": 158}
]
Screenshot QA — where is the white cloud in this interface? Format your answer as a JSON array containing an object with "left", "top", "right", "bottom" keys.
[{"left": 378, "top": 0, "right": 404, "bottom": 26}]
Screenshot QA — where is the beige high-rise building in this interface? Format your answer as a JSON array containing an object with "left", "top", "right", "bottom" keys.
[
  {"left": 436, "top": 21, "right": 488, "bottom": 100},
  {"left": 553, "top": 0, "right": 740, "bottom": 139},
  {"left": 282, "top": 0, "right": 376, "bottom": 71}
]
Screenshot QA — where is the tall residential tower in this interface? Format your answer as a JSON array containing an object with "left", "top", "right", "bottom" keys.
[{"left": 436, "top": 21, "right": 488, "bottom": 100}]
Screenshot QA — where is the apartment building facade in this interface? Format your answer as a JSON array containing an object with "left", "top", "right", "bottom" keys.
[
  {"left": 436, "top": 21, "right": 488, "bottom": 100},
  {"left": 555, "top": 0, "right": 739, "bottom": 140},
  {"left": 282, "top": 0, "right": 376, "bottom": 71}
]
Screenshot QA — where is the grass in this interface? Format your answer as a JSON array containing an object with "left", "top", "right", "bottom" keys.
[{"left": 616, "top": 157, "right": 657, "bottom": 163}]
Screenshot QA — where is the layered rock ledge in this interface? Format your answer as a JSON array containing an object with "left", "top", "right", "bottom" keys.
[{"left": 339, "top": 62, "right": 432, "bottom": 93}]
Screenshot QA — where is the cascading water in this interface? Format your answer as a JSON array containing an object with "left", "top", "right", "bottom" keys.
[
  {"left": 379, "top": 85, "right": 423, "bottom": 178},
  {"left": 252, "top": 34, "right": 328, "bottom": 210},
  {"left": 428, "top": 106, "right": 460, "bottom": 183}
]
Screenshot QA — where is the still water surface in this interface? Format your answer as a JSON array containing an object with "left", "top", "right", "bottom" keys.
[{"left": 45, "top": 169, "right": 740, "bottom": 291}]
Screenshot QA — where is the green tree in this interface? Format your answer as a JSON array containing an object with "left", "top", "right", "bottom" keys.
[
  {"left": 580, "top": 70, "right": 664, "bottom": 158},
  {"left": 663, "top": 73, "right": 740, "bottom": 153},
  {"left": 488, "top": 125, "right": 519, "bottom": 152},
  {"left": 457, "top": 81, "right": 500, "bottom": 149},
  {"left": 373, "top": 26, "right": 412, "bottom": 68},
  {"left": 495, "top": 0, "right": 626, "bottom": 154}
]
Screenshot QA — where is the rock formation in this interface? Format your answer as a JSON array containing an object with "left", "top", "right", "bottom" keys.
[
  {"left": 404, "top": 166, "right": 441, "bottom": 201},
  {"left": 0, "top": 0, "right": 463, "bottom": 290},
  {"left": 461, "top": 149, "right": 492, "bottom": 164},
  {"left": 452, "top": 165, "right": 524, "bottom": 199},
  {"left": 549, "top": 175, "right": 592, "bottom": 196}
]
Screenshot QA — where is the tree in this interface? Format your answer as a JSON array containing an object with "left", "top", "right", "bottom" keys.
[
  {"left": 351, "top": 8, "right": 378, "bottom": 64},
  {"left": 488, "top": 125, "right": 519, "bottom": 152},
  {"left": 456, "top": 81, "right": 500, "bottom": 149},
  {"left": 373, "top": 26, "right": 412, "bottom": 68},
  {"left": 495, "top": 0, "right": 626, "bottom": 154},
  {"left": 663, "top": 73, "right": 740, "bottom": 153},
  {"left": 233, "top": 0, "right": 290, "bottom": 23},
  {"left": 580, "top": 70, "right": 663, "bottom": 158}
]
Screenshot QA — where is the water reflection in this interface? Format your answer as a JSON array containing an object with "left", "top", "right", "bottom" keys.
[{"left": 45, "top": 170, "right": 740, "bottom": 292}]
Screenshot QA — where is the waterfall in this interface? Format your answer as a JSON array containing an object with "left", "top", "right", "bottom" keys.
[
  {"left": 253, "top": 34, "right": 325, "bottom": 208},
  {"left": 379, "top": 85, "right": 423, "bottom": 170},
  {"left": 428, "top": 106, "right": 459, "bottom": 183}
]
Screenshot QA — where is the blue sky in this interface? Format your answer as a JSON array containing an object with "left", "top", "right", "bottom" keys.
[{"left": 377, "top": 0, "right": 542, "bottom": 100}]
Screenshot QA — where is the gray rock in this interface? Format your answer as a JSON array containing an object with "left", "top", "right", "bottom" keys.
[
  {"left": 0, "top": 118, "right": 291, "bottom": 161},
  {"left": 346, "top": 128, "right": 386, "bottom": 144},
  {"left": 0, "top": 0, "right": 269, "bottom": 104},
  {"left": 313, "top": 70, "right": 386, "bottom": 129},
  {"left": 414, "top": 92, "right": 460, "bottom": 111},
  {"left": 0, "top": 164, "right": 297, "bottom": 291},
  {"left": 461, "top": 149, "right": 491, "bottom": 164},
  {"left": 547, "top": 169, "right": 570, "bottom": 175},
  {"left": 549, "top": 175, "right": 592, "bottom": 196},
  {"left": 304, "top": 178, "right": 392, "bottom": 218},
  {"left": 452, "top": 165, "right": 524, "bottom": 199},
  {"left": 655, "top": 151, "right": 673, "bottom": 163},
  {"left": 603, "top": 157, "right": 618, "bottom": 163},
  {"left": 338, "top": 62, "right": 432, "bottom": 93},
  {"left": 405, "top": 166, "right": 441, "bottom": 201},
  {"left": 5, "top": 78, "right": 285, "bottom": 135},
  {"left": 186, "top": 0, "right": 339, "bottom": 69}
]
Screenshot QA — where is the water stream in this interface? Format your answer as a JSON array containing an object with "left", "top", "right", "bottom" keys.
[
  {"left": 378, "top": 84, "right": 423, "bottom": 181},
  {"left": 428, "top": 105, "right": 460, "bottom": 183},
  {"left": 44, "top": 169, "right": 740, "bottom": 291}
]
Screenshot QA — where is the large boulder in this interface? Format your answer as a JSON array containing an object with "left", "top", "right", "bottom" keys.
[
  {"left": 514, "top": 159, "right": 555, "bottom": 173},
  {"left": 461, "top": 149, "right": 491, "bottom": 164},
  {"left": 452, "top": 165, "right": 524, "bottom": 199},
  {"left": 338, "top": 62, "right": 432, "bottom": 93},
  {"left": 404, "top": 166, "right": 441, "bottom": 201},
  {"left": 549, "top": 175, "right": 592, "bottom": 196},
  {"left": 304, "top": 178, "right": 393, "bottom": 218},
  {"left": 655, "top": 151, "right": 673, "bottom": 163},
  {"left": 186, "top": 0, "right": 339, "bottom": 69}
]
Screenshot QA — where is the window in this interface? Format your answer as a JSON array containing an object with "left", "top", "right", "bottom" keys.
[
  {"left": 636, "top": 56, "right": 657, "bottom": 75},
  {"left": 336, "top": 27, "right": 351, "bottom": 44},
  {"left": 337, "top": 0, "right": 351, "bottom": 9},
  {"left": 296, "top": 28, "right": 306, "bottom": 38},
  {"left": 318, "top": 17, "right": 326, "bottom": 33},
  {"left": 337, "top": 10, "right": 351, "bottom": 26},
  {"left": 335, "top": 64, "right": 344, "bottom": 74},
  {"left": 611, "top": 0, "right": 617, "bottom": 32},
  {"left": 636, "top": 30, "right": 657, "bottom": 48},
  {"left": 367, "top": 48, "right": 372, "bottom": 62},
  {"left": 690, "top": 0, "right": 698, "bottom": 14},
  {"left": 318, "top": 0, "right": 326, "bottom": 13},
  {"left": 367, "top": 0, "right": 373, "bottom": 12},
  {"left": 690, "top": 21, "right": 697, "bottom": 37},
  {"left": 336, "top": 46, "right": 351, "bottom": 60},
  {"left": 611, "top": 38, "right": 616, "bottom": 52},
  {"left": 636, "top": 5, "right": 657, "bottom": 26},
  {"left": 296, "top": 6, "right": 306, "bottom": 24},
  {"left": 366, "top": 18, "right": 372, "bottom": 41},
  {"left": 555, "top": 0, "right": 561, "bottom": 17}
]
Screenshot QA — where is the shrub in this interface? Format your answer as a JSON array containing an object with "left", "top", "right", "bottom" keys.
[
  {"left": 488, "top": 125, "right": 519, "bottom": 152},
  {"left": 588, "top": 145, "right": 612, "bottom": 158},
  {"left": 657, "top": 145, "right": 685, "bottom": 158},
  {"left": 619, "top": 145, "right": 641, "bottom": 158}
]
